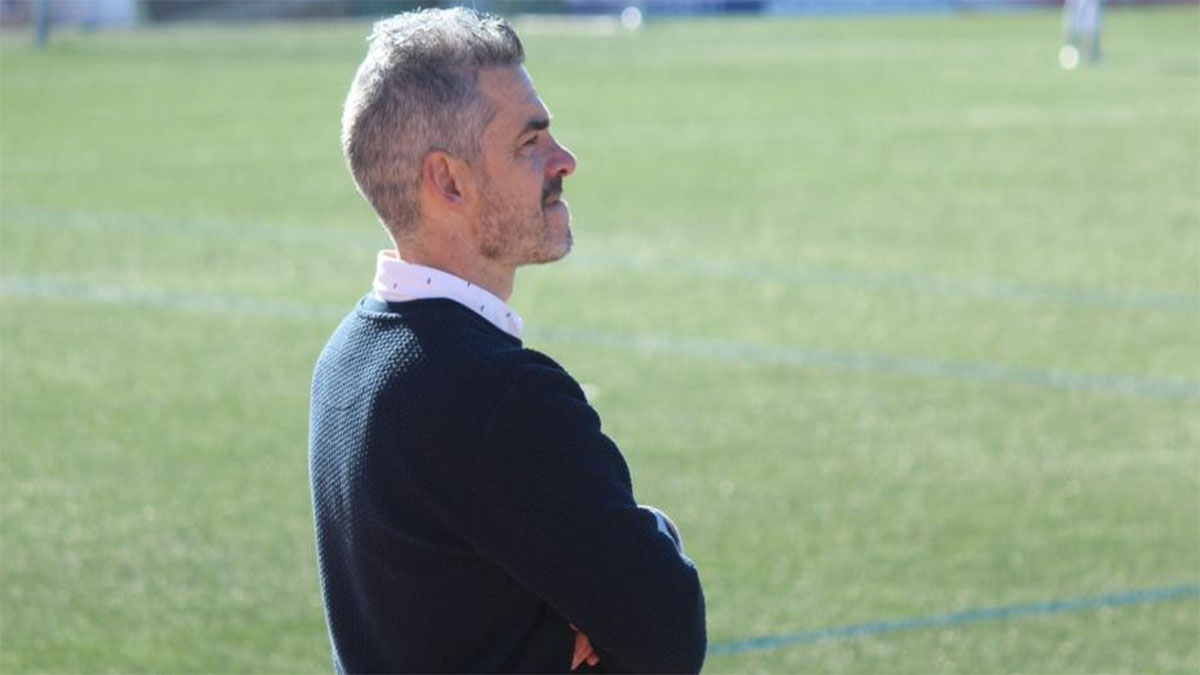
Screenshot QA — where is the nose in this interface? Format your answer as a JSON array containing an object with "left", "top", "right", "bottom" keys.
[{"left": 548, "top": 137, "right": 577, "bottom": 178}]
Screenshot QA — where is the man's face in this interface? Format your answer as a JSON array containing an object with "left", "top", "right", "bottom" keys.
[{"left": 474, "top": 66, "right": 578, "bottom": 267}]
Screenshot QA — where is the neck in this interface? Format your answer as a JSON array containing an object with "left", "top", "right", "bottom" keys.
[{"left": 395, "top": 243, "right": 515, "bottom": 302}]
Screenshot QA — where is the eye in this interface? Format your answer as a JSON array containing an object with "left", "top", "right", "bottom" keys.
[{"left": 522, "top": 134, "right": 538, "bottom": 148}]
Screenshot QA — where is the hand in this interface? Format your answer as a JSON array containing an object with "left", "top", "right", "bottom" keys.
[{"left": 570, "top": 623, "right": 600, "bottom": 671}]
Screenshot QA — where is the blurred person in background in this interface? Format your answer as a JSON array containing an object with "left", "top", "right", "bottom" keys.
[
  {"left": 307, "top": 7, "right": 706, "bottom": 673},
  {"left": 1061, "top": 0, "right": 1104, "bottom": 68}
]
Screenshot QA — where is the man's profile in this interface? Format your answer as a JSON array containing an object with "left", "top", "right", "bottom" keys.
[{"left": 308, "top": 8, "right": 706, "bottom": 673}]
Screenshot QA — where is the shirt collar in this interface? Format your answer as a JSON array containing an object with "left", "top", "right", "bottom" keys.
[{"left": 372, "top": 250, "right": 524, "bottom": 339}]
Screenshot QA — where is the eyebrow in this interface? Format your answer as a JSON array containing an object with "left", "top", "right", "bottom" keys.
[{"left": 519, "top": 116, "right": 551, "bottom": 137}]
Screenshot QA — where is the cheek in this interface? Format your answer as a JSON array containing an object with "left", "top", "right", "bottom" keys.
[
  {"left": 491, "top": 152, "right": 548, "bottom": 203},
  {"left": 526, "top": 148, "right": 552, "bottom": 179}
]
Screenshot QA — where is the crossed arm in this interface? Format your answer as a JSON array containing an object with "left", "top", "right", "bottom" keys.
[{"left": 471, "top": 362, "right": 707, "bottom": 673}]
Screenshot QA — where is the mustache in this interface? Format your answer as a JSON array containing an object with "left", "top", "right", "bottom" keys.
[{"left": 542, "top": 177, "right": 564, "bottom": 202}]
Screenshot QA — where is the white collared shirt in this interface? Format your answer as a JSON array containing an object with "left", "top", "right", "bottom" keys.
[{"left": 372, "top": 250, "right": 524, "bottom": 339}]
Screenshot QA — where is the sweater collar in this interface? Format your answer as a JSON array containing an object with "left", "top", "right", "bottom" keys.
[{"left": 372, "top": 250, "right": 524, "bottom": 339}]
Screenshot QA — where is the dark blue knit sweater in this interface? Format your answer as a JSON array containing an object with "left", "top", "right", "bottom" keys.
[{"left": 309, "top": 296, "right": 706, "bottom": 673}]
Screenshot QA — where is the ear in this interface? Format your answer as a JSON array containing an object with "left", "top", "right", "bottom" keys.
[{"left": 421, "top": 150, "right": 477, "bottom": 209}]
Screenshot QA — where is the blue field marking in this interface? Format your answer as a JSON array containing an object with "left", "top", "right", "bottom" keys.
[
  {"left": 3, "top": 276, "right": 1197, "bottom": 401},
  {"left": 531, "top": 326, "right": 1200, "bottom": 400},
  {"left": 0, "top": 276, "right": 345, "bottom": 321},
  {"left": 566, "top": 252, "right": 1200, "bottom": 314},
  {"left": 0, "top": 204, "right": 386, "bottom": 247},
  {"left": 5, "top": 204, "right": 1197, "bottom": 314},
  {"left": 708, "top": 582, "right": 1200, "bottom": 656}
]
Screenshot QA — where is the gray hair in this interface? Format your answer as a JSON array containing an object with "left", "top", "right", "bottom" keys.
[{"left": 341, "top": 7, "right": 524, "bottom": 236}]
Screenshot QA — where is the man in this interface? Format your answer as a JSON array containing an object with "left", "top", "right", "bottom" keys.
[
  {"left": 1061, "top": 0, "right": 1104, "bottom": 69},
  {"left": 308, "top": 8, "right": 706, "bottom": 673}
]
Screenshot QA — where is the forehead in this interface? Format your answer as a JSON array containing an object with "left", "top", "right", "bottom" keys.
[{"left": 478, "top": 65, "right": 549, "bottom": 135}]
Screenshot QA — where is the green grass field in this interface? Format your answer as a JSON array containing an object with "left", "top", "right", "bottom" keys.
[{"left": 2, "top": 5, "right": 1198, "bottom": 673}]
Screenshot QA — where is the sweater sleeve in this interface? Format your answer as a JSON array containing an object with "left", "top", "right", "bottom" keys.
[{"left": 469, "top": 361, "right": 707, "bottom": 674}]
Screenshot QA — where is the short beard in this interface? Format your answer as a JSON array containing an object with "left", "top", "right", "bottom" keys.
[{"left": 479, "top": 183, "right": 571, "bottom": 266}]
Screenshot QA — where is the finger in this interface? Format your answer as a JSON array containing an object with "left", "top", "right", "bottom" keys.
[
  {"left": 571, "top": 632, "right": 587, "bottom": 670},
  {"left": 578, "top": 632, "right": 599, "bottom": 667}
]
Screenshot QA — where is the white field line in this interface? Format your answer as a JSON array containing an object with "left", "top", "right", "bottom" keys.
[
  {"left": 2, "top": 275, "right": 1197, "bottom": 401},
  {"left": 3, "top": 205, "right": 1196, "bottom": 313}
]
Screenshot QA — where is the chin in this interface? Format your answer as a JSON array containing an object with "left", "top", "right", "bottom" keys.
[
  {"left": 523, "top": 234, "right": 571, "bottom": 267},
  {"left": 527, "top": 233, "right": 571, "bottom": 265},
  {"left": 554, "top": 216, "right": 574, "bottom": 255},
  {"left": 554, "top": 230, "right": 573, "bottom": 260}
]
